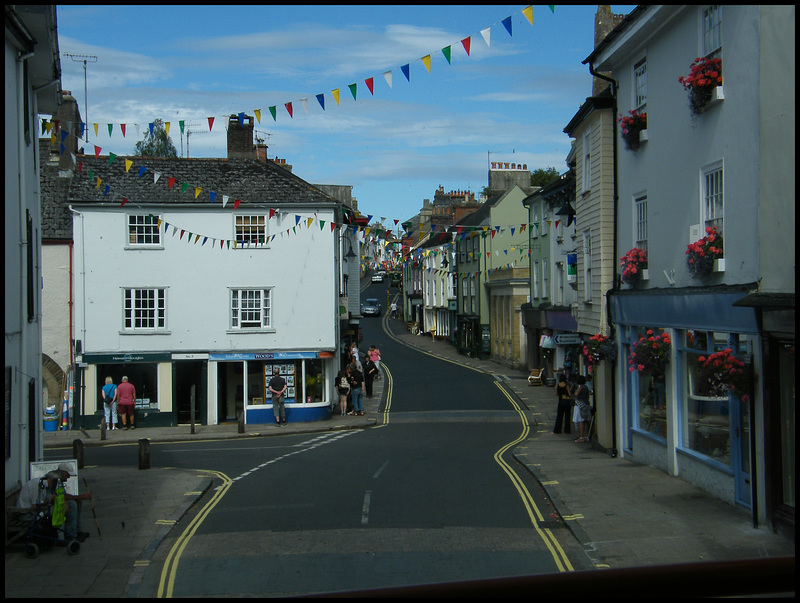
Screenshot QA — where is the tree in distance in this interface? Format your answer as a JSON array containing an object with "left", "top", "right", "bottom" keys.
[{"left": 134, "top": 118, "right": 178, "bottom": 158}]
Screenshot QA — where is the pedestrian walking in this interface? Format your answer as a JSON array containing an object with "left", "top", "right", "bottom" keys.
[
  {"left": 552, "top": 374, "right": 572, "bottom": 435},
  {"left": 368, "top": 345, "right": 382, "bottom": 379},
  {"left": 100, "top": 376, "right": 118, "bottom": 431},
  {"left": 116, "top": 376, "right": 137, "bottom": 430},
  {"left": 348, "top": 363, "right": 364, "bottom": 416},
  {"left": 390, "top": 301, "right": 398, "bottom": 319},
  {"left": 268, "top": 368, "right": 288, "bottom": 426}
]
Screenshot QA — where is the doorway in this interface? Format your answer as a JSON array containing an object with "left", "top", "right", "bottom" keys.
[{"left": 174, "top": 360, "right": 206, "bottom": 425}]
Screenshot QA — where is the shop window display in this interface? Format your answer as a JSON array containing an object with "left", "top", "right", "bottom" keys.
[{"left": 681, "top": 330, "right": 754, "bottom": 464}]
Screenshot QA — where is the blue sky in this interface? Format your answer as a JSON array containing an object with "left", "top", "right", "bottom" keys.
[{"left": 53, "top": 5, "right": 634, "bottom": 226}]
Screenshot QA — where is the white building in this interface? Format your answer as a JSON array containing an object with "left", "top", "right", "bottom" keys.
[
  {"left": 6, "top": 5, "right": 62, "bottom": 491},
  {"left": 47, "top": 117, "right": 347, "bottom": 426}
]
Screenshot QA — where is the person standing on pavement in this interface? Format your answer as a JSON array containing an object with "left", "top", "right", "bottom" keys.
[
  {"left": 572, "top": 375, "right": 590, "bottom": 442},
  {"left": 116, "top": 376, "right": 137, "bottom": 430},
  {"left": 101, "top": 376, "right": 118, "bottom": 431},
  {"left": 552, "top": 374, "right": 572, "bottom": 435},
  {"left": 336, "top": 369, "right": 350, "bottom": 416},
  {"left": 348, "top": 362, "right": 364, "bottom": 416},
  {"left": 363, "top": 357, "right": 378, "bottom": 398},
  {"left": 268, "top": 368, "right": 288, "bottom": 426}
]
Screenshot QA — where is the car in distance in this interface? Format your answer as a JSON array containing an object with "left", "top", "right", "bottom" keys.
[
  {"left": 361, "top": 298, "right": 381, "bottom": 316},
  {"left": 371, "top": 272, "right": 384, "bottom": 283}
]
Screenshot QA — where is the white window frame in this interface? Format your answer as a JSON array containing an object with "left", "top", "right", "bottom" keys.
[
  {"left": 634, "top": 193, "right": 648, "bottom": 251},
  {"left": 542, "top": 258, "right": 550, "bottom": 300},
  {"left": 230, "top": 288, "right": 272, "bottom": 330},
  {"left": 123, "top": 287, "right": 166, "bottom": 331},
  {"left": 702, "top": 5, "right": 723, "bottom": 59},
  {"left": 701, "top": 161, "right": 724, "bottom": 236},
  {"left": 235, "top": 215, "right": 268, "bottom": 248},
  {"left": 634, "top": 56, "right": 647, "bottom": 112},
  {"left": 127, "top": 214, "right": 161, "bottom": 247},
  {"left": 532, "top": 261, "right": 540, "bottom": 299}
]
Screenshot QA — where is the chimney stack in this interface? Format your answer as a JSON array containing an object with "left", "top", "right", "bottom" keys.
[{"left": 227, "top": 114, "right": 255, "bottom": 159}]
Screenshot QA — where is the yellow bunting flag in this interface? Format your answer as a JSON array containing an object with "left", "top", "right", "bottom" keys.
[
  {"left": 422, "top": 55, "right": 431, "bottom": 73},
  {"left": 332, "top": 89, "right": 340, "bottom": 106},
  {"left": 523, "top": 5, "right": 533, "bottom": 25}
]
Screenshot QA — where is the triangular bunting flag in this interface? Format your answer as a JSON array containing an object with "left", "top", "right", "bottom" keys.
[
  {"left": 365, "top": 77, "right": 374, "bottom": 95},
  {"left": 442, "top": 45, "right": 451, "bottom": 64},
  {"left": 125, "top": 159, "right": 132, "bottom": 172},
  {"left": 300, "top": 98, "right": 308, "bottom": 113},
  {"left": 332, "top": 89, "right": 340, "bottom": 106},
  {"left": 461, "top": 37, "right": 471, "bottom": 55},
  {"left": 502, "top": 16, "right": 512, "bottom": 36},
  {"left": 208, "top": 117, "right": 215, "bottom": 131},
  {"left": 269, "top": 106, "right": 277, "bottom": 121},
  {"left": 316, "top": 93, "right": 325, "bottom": 110},
  {"left": 254, "top": 109, "right": 261, "bottom": 123},
  {"left": 383, "top": 70, "right": 392, "bottom": 88},
  {"left": 523, "top": 5, "right": 533, "bottom": 25},
  {"left": 348, "top": 83, "right": 357, "bottom": 100},
  {"left": 401, "top": 64, "right": 410, "bottom": 81},
  {"left": 480, "top": 27, "right": 491, "bottom": 47},
  {"left": 422, "top": 55, "right": 431, "bottom": 73},
  {"left": 285, "top": 102, "right": 293, "bottom": 118}
]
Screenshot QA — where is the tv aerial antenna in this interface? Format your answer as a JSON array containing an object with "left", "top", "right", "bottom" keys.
[
  {"left": 182, "top": 120, "right": 210, "bottom": 158},
  {"left": 63, "top": 53, "right": 97, "bottom": 143}
]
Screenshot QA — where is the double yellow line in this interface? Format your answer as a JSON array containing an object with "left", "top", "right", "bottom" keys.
[
  {"left": 157, "top": 470, "right": 233, "bottom": 598},
  {"left": 493, "top": 381, "right": 574, "bottom": 573}
]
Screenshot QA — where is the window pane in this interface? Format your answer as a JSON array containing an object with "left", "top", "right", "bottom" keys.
[
  {"left": 634, "top": 59, "right": 647, "bottom": 110},
  {"left": 703, "top": 5, "right": 722, "bottom": 57},
  {"left": 704, "top": 168, "right": 724, "bottom": 232}
]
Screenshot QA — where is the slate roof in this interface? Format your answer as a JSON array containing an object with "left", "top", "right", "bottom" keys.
[{"left": 40, "top": 140, "right": 339, "bottom": 239}]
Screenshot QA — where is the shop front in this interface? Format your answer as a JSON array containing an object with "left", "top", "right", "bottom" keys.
[
  {"left": 208, "top": 351, "right": 334, "bottom": 424},
  {"left": 611, "top": 287, "right": 763, "bottom": 519},
  {"left": 78, "top": 352, "right": 174, "bottom": 427}
]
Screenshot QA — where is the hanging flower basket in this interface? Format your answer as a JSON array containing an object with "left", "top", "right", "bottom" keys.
[
  {"left": 628, "top": 330, "right": 671, "bottom": 374},
  {"left": 617, "top": 110, "right": 648, "bottom": 151},
  {"left": 619, "top": 247, "right": 648, "bottom": 286},
  {"left": 679, "top": 57, "right": 723, "bottom": 115},
  {"left": 696, "top": 348, "right": 753, "bottom": 402},
  {"left": 686, "top": 226, "right": 723, "bottom": 281},
  {"left": 583, "top": 334, "right": 617, "bottom": 370}
]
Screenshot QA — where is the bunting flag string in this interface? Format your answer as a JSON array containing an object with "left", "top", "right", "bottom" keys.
[{"left": 50, "top": 6, "right": 548, "bottom": 138}]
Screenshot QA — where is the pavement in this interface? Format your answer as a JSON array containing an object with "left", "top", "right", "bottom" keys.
[{"left": 5, "top": 315, "right": 794, "bottom": 597}]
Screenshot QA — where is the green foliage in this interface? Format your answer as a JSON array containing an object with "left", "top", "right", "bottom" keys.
[
  {"left": 134, "top": 119, "right": 178, "bottom": 158},
  {"left": 530, "top": 167, "right": 560, "bottom": 188}
]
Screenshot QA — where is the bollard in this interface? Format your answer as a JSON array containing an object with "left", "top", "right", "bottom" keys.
[
  {"left": 138, "top": 438, "right": 150, "bottom": 470},
  {"left": 238, "top": 411, "right": 245, "bottom": 434},
  {"left": 100, "top": 418, "right": 107, "bottom": 441},
  {"left": 72, "top": 439, "right": 84, "bottom": 470}
]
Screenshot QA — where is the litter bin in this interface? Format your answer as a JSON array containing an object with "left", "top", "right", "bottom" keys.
[{"left": 43, "top": 417, "right": 58, "bottom": 432}]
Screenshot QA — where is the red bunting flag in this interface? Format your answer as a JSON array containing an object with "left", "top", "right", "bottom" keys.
[
  {"left": 269, "top": 208, "right": 276, "bottom": 219},
  {"left": 234, "top": 200, "right": 241, "bottom": 210},
  {"left": 285, "top": 102, "right": 293, "bottom": 118},
  {"left": 208, "top": 117, "right": 215, "bottom": 131},
  {"left": 120, "top": 197, "right": 128, "bottom": 207},
  {"left": 94, "top": 145, "right": 101, "bottom": 158},
  {"left": 461, "top": 37, "right": 471, "bottom": 55},
  {"left": 365, "top": 77, "right": 374, "bottom": 95},
  {"left": 168, "top": 177, "right": 175, "bottom": 190},
  {"left": 121, "top": 124, "right": 126, "bottom": 137}
]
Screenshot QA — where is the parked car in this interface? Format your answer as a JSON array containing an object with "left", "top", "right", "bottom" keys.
[
  {"left": 371, "top": 272, "right": 384, "bottom": 283},
  {"left": 361, "top": 298, "right": 381, "bottom": 316}
]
